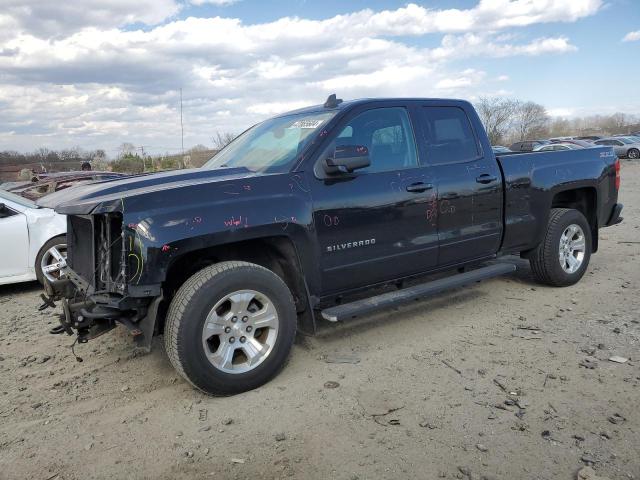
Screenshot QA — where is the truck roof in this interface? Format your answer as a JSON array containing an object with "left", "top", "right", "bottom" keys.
[{"left": 278, "top": 97, "right": 470, "bottom": 117}]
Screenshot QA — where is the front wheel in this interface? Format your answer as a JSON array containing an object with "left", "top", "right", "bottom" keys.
[
  {"left": 627, "top": 148, "right": 639, "bottom": 159},
  {"left": 164, "top": 261, "right": 297, "bottom": 395},
  {"left": 35, "top": 235, "right": 67, "bottom": 286},
  {"left": 529, "top": 208, "right": 592, "bottom": 287}
]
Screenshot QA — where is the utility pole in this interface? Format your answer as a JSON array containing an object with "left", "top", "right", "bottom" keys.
[
  {"left": 180, "top": 88, "right": 184, "bottom": 155},
  {"left": 138, "top": 146, "right": 146, "bottom": 172}
]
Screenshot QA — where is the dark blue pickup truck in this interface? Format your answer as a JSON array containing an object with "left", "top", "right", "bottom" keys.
[{"left": 41, "top": 95, "right": 622, "bottom": 395}]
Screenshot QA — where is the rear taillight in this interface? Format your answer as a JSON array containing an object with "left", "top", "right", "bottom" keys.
[{"left": 615, "top": 158, "right": 620, "bottom": 190}]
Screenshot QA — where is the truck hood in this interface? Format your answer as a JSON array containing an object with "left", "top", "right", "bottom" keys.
[{"left": 38, "top": 167, "right": 255, "bottom": 215}]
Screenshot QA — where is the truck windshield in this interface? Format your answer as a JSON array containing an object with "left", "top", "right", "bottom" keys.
[{"left": 203, "top": 111, "right": 336, "bottom": 173}]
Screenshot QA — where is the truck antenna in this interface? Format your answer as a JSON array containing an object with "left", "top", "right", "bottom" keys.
[{"left": 324, "top": 93, "right": 343, "bottom": 108}]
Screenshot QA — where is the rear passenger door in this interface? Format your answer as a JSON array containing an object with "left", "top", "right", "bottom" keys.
[{"left": 415, "top": 104, "right": 503, "bottom": 266}]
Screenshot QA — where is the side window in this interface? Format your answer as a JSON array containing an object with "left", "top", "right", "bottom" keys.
[
  {"left": 0, "top": 204, "right": 19, "bottom": 219},
  {"left": 332, "top": 107, "right": 418, "bottom": 174},
  {"left": 613, "top": 140, "right": 623, "bottom": 146},
  {"left": 420, "top": 107, "right": 479, "bottom": 164}
]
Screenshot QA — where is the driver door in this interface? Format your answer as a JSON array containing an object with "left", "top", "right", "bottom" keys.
[
  {"left": 0, "top": 202, "right": 29, "bottom": 278},
  {"left": 309, "top": 105, "right": 439, "bottom": 295}
]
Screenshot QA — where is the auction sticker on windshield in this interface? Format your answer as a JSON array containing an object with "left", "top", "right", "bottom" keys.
[{"left": 288, "top": 120, "right": 325, "bottom": 129}]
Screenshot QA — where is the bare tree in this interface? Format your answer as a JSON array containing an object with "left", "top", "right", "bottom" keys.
[
  {"left": 118, "top": 142, "right": 136, "bottom": 158},
  {"left": 189, "top": 144, "right": 209, "bottom": 153},
  {"left": 513, "top": 101, "right": 549, "bottom": 141},
  {"left": 548, "top": 117, "right": 572, "bottom": 138},
  {"left": 211, "top": 131, "right": 236, "bottom": 150},
  {"left": 93, "top": 149, "right": 107, "bottom": 162},
  {"left": 475, "top": 97, "right": 518, "bottom": 145},
  {"left": 605, "top": 113, "right": 628, "bottom": 133}
]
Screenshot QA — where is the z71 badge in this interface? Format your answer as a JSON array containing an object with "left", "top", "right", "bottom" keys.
[{"left": 326, "top": 238, "right": 376, "bottom": 253}]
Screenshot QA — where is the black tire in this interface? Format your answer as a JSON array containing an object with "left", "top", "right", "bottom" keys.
[
  {"left": 627, "top": 148, "right": 639, "bottom": 159},
  {"left": 164, "top": 261, "right": 296, "bottom": 395},
  {"left": 35, "top": 235, "right": 67, "bottom": 286},
  {"left": 529, "top": 208, "right": 592, "bottom": 287}
]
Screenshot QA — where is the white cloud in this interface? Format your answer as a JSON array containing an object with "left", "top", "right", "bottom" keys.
[
  {"left": 312, "top": 65, "right": 434, "bottom": 91},
  {"left": 622, "top": 30, "right": 640, "bottom": 42},
  {"left": 436, "top": 69, "right": 486, "bottom": 90},
  {"left": 496, "top": 75, "right": 510, "bottom": 81},
  {"left": 0, "top": 0, "right": 180, "bottom": 38},
  {"left": 191, "top": 0, "right": 239, "bottom": 4},
  {"left": 246, "top": 101, "right": 312, "bottom": 116},
  {"left": 430, "top": 33, "right": 577, "bottom": 60},
  {"left": 548, "top": 108, "right": 574, "bottom": 117},
  {"left": 0, "top": 1, "right": 602, "bottom": 153}
]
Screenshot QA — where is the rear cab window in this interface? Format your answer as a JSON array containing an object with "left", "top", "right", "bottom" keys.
[{"left": 418, "top": 106, "right": 480, "bottom": 165}]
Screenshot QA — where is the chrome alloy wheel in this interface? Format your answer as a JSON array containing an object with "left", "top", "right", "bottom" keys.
[
  {"left": 41, "top": 243, "right": 67, "bottom": 283},
  {"left": 558, "top": 224, "right": 586, "bottom": 274},
  {"left": 201, "top": 289, "right": 279, "bottom": 374}
]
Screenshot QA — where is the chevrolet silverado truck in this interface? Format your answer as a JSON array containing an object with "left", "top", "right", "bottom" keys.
[{"left": 40, "top": 96, "right": 623, "bottom": 395}]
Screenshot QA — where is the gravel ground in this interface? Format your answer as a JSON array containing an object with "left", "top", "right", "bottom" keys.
[{"left": 1, "top": 162, "right": 638, "bottom": 480}]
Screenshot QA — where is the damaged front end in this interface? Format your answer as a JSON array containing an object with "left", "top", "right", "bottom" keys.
[{"left": 43, "top": 212, "right": 162, "bottom": 352}]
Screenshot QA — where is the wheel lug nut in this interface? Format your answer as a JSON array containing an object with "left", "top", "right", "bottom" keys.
[
  {"left": 240, "top": 336, "right": 246, "bottom": 343},
  {"left": 246, "top": 326, "right": 253, "bottom": 333},
  {"left": 224, "top": 327, "right": 231, "bottom": 333},
  {"left": 242, "top": 316, "right": 248, "bottom": 322},
  {"left": 229, "top": 337, "right": 235, "bottom": 343},
  {"left": 231, "top": 316, "right": 238, "bottom": 323}
]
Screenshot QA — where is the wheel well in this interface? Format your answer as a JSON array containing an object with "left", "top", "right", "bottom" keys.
[
  {"left": 158, "top": 237, "right": 311, "bottom": 332},
  {"left": 551, "top": 187, "right": 598, "bottom": 252}
]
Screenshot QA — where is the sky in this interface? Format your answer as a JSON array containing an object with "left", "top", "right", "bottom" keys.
[{"left": 0, "top": 0, "right": 639, "bottom": 156}]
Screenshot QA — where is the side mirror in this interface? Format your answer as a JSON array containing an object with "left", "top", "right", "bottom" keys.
[{"left": 324, "top": 145, "right": 370, "bottom": 174}]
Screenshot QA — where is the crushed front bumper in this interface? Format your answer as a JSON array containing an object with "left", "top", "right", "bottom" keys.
[{"left": 44, "top": 270, "right": 163, "bottom": 352}]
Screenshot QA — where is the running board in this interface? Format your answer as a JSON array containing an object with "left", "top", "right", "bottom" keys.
[{"left": 320, "top": 263, "right": 516, "bottom": 322}]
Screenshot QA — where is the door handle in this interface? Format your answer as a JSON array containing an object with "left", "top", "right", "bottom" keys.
[
  {"left": 406, "top": 182, "right": 433, "bottom": 193},
  {"left": 476, "top": 174, "right": 497, "bottom": 184}
]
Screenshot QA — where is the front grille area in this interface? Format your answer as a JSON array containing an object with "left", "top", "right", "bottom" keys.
[
  {"left": 95, "top": 214, "right": 124, "bottom": 291},
  {"left": 67, "top": 213, "right": 125, "bottom": 292},
  {"left": 68, "top": 215, "right": 95, "bottom": 286}
]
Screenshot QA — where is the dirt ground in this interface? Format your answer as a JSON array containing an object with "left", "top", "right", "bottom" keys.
[{"left": 1, "top": 163, "right": 638, "bottom": 480}]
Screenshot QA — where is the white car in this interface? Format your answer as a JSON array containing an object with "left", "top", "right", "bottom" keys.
[
  {"left": 0, "top": 189, "right": 67, "bottom": 285},
  {"left": 533, "top": 142, "right": 581, "bottom": 152}
]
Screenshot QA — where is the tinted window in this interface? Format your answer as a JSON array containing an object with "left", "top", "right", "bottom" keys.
[
  {"left": 419, "top": 107, "right": 479, "bottom": 164},
  {"left": 0, "top": 204, "right": 19, "bottom": 219},
  {"left": 332, "top": 107, "right": 418, "bottom": 173}
]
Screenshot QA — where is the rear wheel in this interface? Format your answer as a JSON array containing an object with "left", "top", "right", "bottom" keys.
[
  {"left": 627, "top": 148, "right": 639, "bottom": 159},
  {"left": 164, "top": 261, "right": 296, "bottom": 395},
  {"left": 35, "top": 235, "right": 67, "bottom": 286},
  {"left": 529, "top": 208, "right": 592, "bottom": 287}
]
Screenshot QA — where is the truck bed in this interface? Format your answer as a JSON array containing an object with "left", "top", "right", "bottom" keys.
[{"left": 495, "top": 146, "right": 619, "bottom": 255}]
